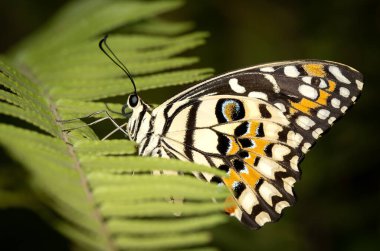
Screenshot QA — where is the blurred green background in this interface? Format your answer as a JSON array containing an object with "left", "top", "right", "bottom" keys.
[{"left": 0, "top": 0, "right": 379, "bottom": 250}]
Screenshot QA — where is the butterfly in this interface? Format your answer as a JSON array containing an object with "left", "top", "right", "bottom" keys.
[{"left": 81, "top": 36, "right": 364, "bottom": 229}]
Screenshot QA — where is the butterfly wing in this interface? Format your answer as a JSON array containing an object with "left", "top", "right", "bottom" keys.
[{"left": 145, "top": 60, "right": 363, "bottom": 228}]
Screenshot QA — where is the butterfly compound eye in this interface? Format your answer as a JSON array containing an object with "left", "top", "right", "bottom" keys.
[{"left": 128, "top": 94, "right": 139, "bottom": 108}]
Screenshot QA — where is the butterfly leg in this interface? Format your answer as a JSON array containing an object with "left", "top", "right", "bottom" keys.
[
  {"left": 57, "top": 110, "right": 129, "bottom": 138},
  {"left": 101, "top": 122, "right": 128, "bottom": 140}
]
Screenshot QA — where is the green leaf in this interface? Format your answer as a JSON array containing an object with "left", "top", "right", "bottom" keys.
[{"left": 0, "top": 1, "right": 230, "bottom": 250}]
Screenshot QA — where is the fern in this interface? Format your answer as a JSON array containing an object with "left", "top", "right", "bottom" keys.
[{"left": 0, "top": 0, "right": 230, "bottom": 250}]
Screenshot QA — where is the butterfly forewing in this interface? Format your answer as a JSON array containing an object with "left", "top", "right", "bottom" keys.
[{"left": 130, "top": 60, "right": 363, "bottom": 229}]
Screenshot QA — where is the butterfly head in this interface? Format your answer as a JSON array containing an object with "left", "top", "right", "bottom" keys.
[
  {"left": 124, "top": 94, "right": 152, "bottom": 142},
  {"left": 127, "top": 94, "right": 139, "bottom": 108},
  {"left": 121, "top": 93, "right": 142, "bottom": 117}
]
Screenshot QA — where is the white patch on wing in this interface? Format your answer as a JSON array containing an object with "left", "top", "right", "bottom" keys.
[
  {"left": 331, "top": 98, "right": 341, "bottom": 108},
  {"left": 274, "top": 102, "right": 286, "bottom": 112},
  {"left": 329, "top": 66, "right": 351, "bottom": 84},
  {"left": 328, "top": 117, "right": 336, "bottom": 124},
  {"left": 239, "top": 189, "right": 258, "bottom": 214},
  {"left": 302, "top": 76, "right": 312, "bottom": 84},
  {"left": 312, "top": 128, "right": 323, "bottom": 139},
  {"left": 271, "top": 144, "right": 291, "bottom": 161},
  {"left": 296, "top": 115, "right": 316, "bottom": 130},
  {"left": 255, "top": 212, "right": 271, "bottom": 226},
  {"left": 287, "top": 131, "right": 303, "bottom": 147},
  {"left": 229, "top": 78, "right": 246, "bottom": 93},
  {"left": 262, "top": 122, "right": 283, "bottom": 139},
  {"left": 319, "top": 79, "right": 328, "bottom": 88},
  {"left": 255, "top": 158, "right": 285, "bottom": 180},
  {"left": 258, "top": 181, "right": 282, "bottom": 206},
  {"left": 356, "top": 80, "right": 364, "bottom": 90},
  {"left": 248, "top": 91, "right": 268, "bottom": 101},
  {"left": 264, "top": 74, "right": 281, "bottom": 93},
  {"left": 317, "top": 109, "right": 330, "bottom": 120},
  {"left": 282, "top": 177, "right": 295, "bottom": 195},
  {"left": 284, "top": 65, "right": 300, "bottom": 77},
  {"left": 290, "top": 156, "right": 299, "bottom": 171},
  {"left": 260, "top": 67, "right": 275, "bottom": 72},
  {"left": 298, "top": 84, "right": 318, "bottom": 100},
  {"left": 302, "top": 142, "right": 312, "bottom": 153},
  {"left": 339, "top": 87, "right": 350, "bottom": 98},
  {"left": 275, "top": 201, "right": 290, "bottom": 214}
]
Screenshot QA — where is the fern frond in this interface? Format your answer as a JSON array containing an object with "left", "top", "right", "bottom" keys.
[
  {"left": 130, "top": 18, "right": 194, "bottom": 35},
  {"left": 0, "top": 0, "right": 228, "bottom": 250}
]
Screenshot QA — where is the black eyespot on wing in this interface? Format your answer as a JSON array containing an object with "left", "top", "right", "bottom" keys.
[{"left": 216, "top": 99, "right": 245, "bottom": 123}]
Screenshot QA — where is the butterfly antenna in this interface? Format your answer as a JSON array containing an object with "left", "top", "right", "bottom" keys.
[{"left": 99, "top": 35, "right": 137, "bottom": 95}]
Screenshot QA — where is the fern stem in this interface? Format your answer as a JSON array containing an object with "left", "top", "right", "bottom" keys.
[{"left": 18, "top": 61, "right": 117, "bottom": 251}]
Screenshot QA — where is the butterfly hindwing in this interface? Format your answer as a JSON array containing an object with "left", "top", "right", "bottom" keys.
[{"left": 153, "top": 95, "right": 302, "bottom": 228}]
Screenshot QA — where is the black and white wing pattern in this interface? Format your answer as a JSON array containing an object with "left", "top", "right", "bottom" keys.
[{"left": 128, "top": 60, "right": 363, "bottom": 229}]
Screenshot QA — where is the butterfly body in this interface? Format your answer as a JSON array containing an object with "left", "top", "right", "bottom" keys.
[{"left": 125, "top": 60, "right": 363, "bottom": 229}]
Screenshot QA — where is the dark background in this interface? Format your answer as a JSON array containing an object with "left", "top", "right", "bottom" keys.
[{"left": 1, "top": 0, "right": 379, "bottom": 250}]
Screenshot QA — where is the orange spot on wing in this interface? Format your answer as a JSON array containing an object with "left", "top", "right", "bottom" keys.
[
  {"left": 303, "top": 64, "right": 326, "bottom": 77},
  {"left": 241, "top": 165, "right": 261, "bottom": 187},
  {"left": 316, "top": 90, "right": 330, "bottom": 105},
  {"left": 289, "top": 107, "right": 297, "bottom": 115},
  {"left": 245, "top": 138, "right": 269, "bottom": 156},
  {"left": 327, "top": 80, "right": 336, "bottom": 92},
  {"left": 290, "top": 98, "right": 321, "bottom": 115},
  {"left": 244, "top": 152, "right": 257, "bottom": 166},
  {"left": 224, "top": 196, "right": 237, "bottom": 214},
  {"left": 246, "top": 121, "right": 260, "bottom": 137},
  {"left": 223, "top": 168, "right": 240, "bottom": 188},
  {"left": 226, "top": 136, "right": 240, "bottom": 155}
]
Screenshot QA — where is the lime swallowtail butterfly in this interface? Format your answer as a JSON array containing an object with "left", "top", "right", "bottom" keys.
[{"left": 78, "top": 36, "right": 364, "bottom": 229}]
